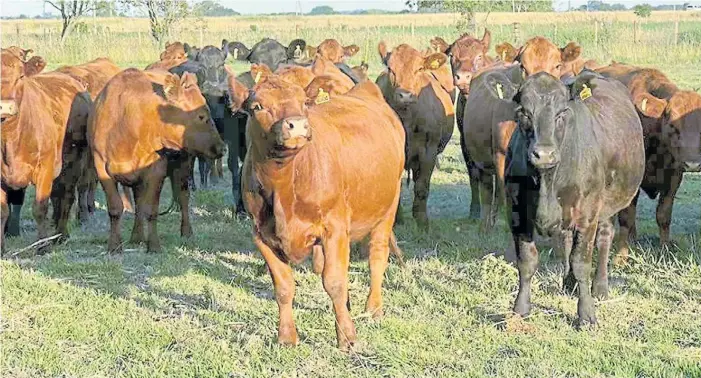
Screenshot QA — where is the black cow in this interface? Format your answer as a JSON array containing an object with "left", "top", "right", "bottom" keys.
[
  {"left": 505, "top": 71, "right": 644, "bottom": 326},
  {"left": 171, "top": 45, "right": 246, "bottom": 214},
  {"left": 222, "top": 38, "right": 307, "bottom": 72}
]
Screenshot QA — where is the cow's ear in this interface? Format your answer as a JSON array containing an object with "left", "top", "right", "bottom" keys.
[
  {"left": 221, "top": 39, "right": 229, "bottom": 50},
  {"left": 288, "top": 39, "right": 307, "bottom": 59},
  {"left": 430, "top": 37, "right": 450, "bottom": 54},
  {"left": 423, "top": 53, "right": 447, "bottom": 71},
  {"left": 21, "top": 48, "right": 33, "bottom": 60},
  {"left": 343, "top": 44, "right": 360, "bottom": 57},
  {"left": 24, "top": 56, "right": 46, "bottom": 76},
  {"left": 226, "top": 67, "right": 250, "bottom": 113},
  {"left": 496, "top": 42, "right": 518, "bottom": 63},
  {"left": 561, "top": 42, "right": 581, "bottom": 63},
  {"left": 634, "top": 92, "right": 667, "bottom": 119},
  {"left": 180, "top": 72, "right": 198, "bottom": 90},
  {"left": 481, "top": 29, "right": 491, "bottom": 51},
  {"left": 359, "top": 61, "right": 369, "bottom": 72},
  {"left": 378, "top": 42, "right": 389, "bottom": 63},
  {"left": 229, "top": 42, "right": 250, "bottom": 61},
  {"left": 163, "top": 74, "right": 183, "bottom": 101},
  {"left": 183, "top": 43, "right": 191, "bottom": 53},
  {"left": 251, "top": 64, "right": 273, "bottom": 84}
]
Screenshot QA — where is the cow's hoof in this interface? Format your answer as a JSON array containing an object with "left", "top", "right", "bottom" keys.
[
  {"left": 181, "top": 227, "right": 193, "bottom": 239},
  {"left": 278, "top": 325, "right": 299, "bottom": 346},
  {"left": 337, "top": 329, "right": 357, "bottom": 352},
  {"left": 577, "top": 298, "right": 597, "bottom": 327},
  {"left": 592, "top": 280, "right": 609, "bottom": 300},
  {"left": 365, "top": 303, "right": 384, "bottom": 319},
  {"left": 513, "top": 301, "right": 531, "bottom": 318}
]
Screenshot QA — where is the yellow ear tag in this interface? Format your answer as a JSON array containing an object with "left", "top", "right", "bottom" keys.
[
  {"left": 430, "top": 59, "right": 440, "bottom": 70},
  {"left": 522, "top": 69, "right": 527, "bottom": 79},
  {"left": 496, "top": 83, "right": 504, "bottom": 99},
  {"left": 315, "top": 88, "right": 330, "bottom": 105},
  {"left": 501, "top": 50, "right": 506, "bottom": 61},
  {"left": 254, "top": 71, "right": 262, "bottom": 84},
  {"left": 233, "top": 48, "right": 239, "bottom": 60},
  {"left": 579, "top": 84, "right": 592, "bottom": 101},
  {"left": 641, "top": 97, "right": 648, "bottom": 112}
]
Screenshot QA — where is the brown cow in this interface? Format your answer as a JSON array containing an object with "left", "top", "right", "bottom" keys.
[
  {"left": 496, "top": 37, "right": 596, "bottom": 79},
  {"left": 316, "top": 39, "right": 360, "bottom": 64},
  {"left": 229, "top": 71, "right": 404, "bottom": 350},
  {"left": 146, "top": 42, "right": 188, "bottom": 71},
  {"left": 376, "top": 43, "right": 455, "bottom": 229},
  {"left": 54, "top": 58, "right": 135, "bottom": 220},
  {"left": 1, "top": 47, "right": 47, "bottom": 239},
  {"left": 89, "top": 69, "right": 225, "bottom": 253},
  {"left": 597, "top": 64, "right": 701, "bottom": 262},
  {"left": 1, "top": 72, "right": 92, "bottom": 253},
  {"left": 351, "top": 62, "right": 369, "bottom": 82}
]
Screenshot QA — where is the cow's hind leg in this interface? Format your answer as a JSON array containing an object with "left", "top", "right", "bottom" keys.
[
  {"left": 100, "top": 177, "right": 125, "bottom": 253},
  {"left": 34, "top": 168, "right": 55, "bottom": 255},
  {"left": 365, "top": 217, "right": 394, "bottom": 318},
  {"left": 571, "top": 221, "right": 599, "bottom": 326},
  {"left": 51, "top": 178, "right": 77, "bottom": 243},
  {"left": 255, "top": 234, "right": 298, "bottom": 346},
  {"left": 614, "top": 191, "right": 639, "bottom": 266},
  {"left": 170, "top": 155, "right": 193, "bottom": 238},
  {"left": 656, "top": 172, "right": 681, "bottom": 248},
  {"left": 322, "top": 222, "right": 356, "bottom": 351},
  {"left": 5, "top": 188, "right": 25, "bottom": 237},
  {"left": 592, "top": 217, "right": 614, "bottom": 299},
  {"left": 129, "top": 182, "right": 146, "bottom": 244},
  {"left": 560, "top": 229, "right": 576, "bottom": 294},
  {"left": 478, "top": 171, "right": 496, "bottom": 233},
  {"left": 412, "top": 147, "right": 438, "bottom": 230}
]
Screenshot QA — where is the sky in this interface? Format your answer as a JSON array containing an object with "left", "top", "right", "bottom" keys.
[{"left": 0, "top": 0, "right": 697, "bottom": 17}]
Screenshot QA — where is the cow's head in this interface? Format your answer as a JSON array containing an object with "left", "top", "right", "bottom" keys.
[
  {"left": 316, "top": 39, "right": 360, "bottom": 64},
  {"left": 287, "top": 39, "right": 308, "bottom": 61},
  {"left": 228, "top": 72, "right": 311, "bottom": 159},
  {"left": 446, "top": 30, "right": 491, "bottom": 94},
  {"left": 193, "top": 46, "right": 229, "bottom": 120},
  {"left": 1, "top": 48, "right": 46, "bottom": 101},
  {"left": 184, "top": 43, "right": 201, "bottom": 60},
  {"left": 160, "top": 41, "right": 187, "bottom": 61},
  {"left": 222, "top": 40, "right": 251, "bottom": 62},
  {"left": 516, "top": 72, "right": 571, "bottom": 170},
  {"left": 160, "top": 72, "right": 225, "bottom": 159},
  {"left": 311, "top": 55, "right": 355, "bottom": 92},
  {"left": 498, "top": 37, "right": 582, "bottom": 79},
  {"left": 351, "top": 62, "right": 369, "bottom": 82},
  {"left": 634, "top": 89, "right": 701, "bottom": 172},
  {"left": 276, "top": 65, "right": 316, "bottom": 88},
  {"left": 378, "top": 42, "right": 449, "bottom": 108}
]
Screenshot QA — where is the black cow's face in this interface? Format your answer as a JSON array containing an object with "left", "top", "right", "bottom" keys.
[
  {"left": 195, "top": 46, "right": 229, "bottom": 121},
  {"left": 516, "top": 72, "right": 571, "bottom": 170}
]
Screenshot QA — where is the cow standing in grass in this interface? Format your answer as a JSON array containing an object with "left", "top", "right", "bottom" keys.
[
  {"left": 376, "top": 43, "right": 455, "bottom": 229},
  {"left": 229, "top": 72, "right": 404, "bottom": 350},
  {"left": 505, "top": 71, "right": 644, "bottom": 325},
  {"left": 596, "top": 64, "right": 701, "bottom": 262}
]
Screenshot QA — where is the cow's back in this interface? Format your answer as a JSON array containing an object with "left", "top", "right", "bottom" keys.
[
  {"left": 303, "top": 82, "right": 405, "bottom": 238},
  {"left": 55, "top": 58, "right": 121, "bottom": 100}
]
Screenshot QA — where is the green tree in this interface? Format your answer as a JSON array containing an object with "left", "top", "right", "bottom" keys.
[
  {"left": 45, "top": 0, "right": 107, "bottom": 42},
  {"left": 633, "top": 3, "right": 652, "bottom": 17},
  {"left": 193, "top": 0, "right": 239, "bottom": 17},
  {"left": 308, "top": 5, "right": 335, "bottom": 15},
  {"left": 121, "top": 0, "right": 190, "bottom": 43}
]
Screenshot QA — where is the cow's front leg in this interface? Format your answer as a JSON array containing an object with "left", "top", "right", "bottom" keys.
[
  {"left": 656, "top": 171, "right": 682, "bottom": 247},
  {"left": 513, "top": 235, "right": 538, "bottom": 316},
  {"left": 571, "top": 220, "right": 599, "bottom": 326},
  {"left": 254, "top": 234, "right": 298, "bottom": 346},
  {"left": 322, "top": 223, "right": 356, "bottom": 351}
]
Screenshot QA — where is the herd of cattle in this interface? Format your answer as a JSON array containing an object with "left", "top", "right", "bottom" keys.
[{"left": 1, "top": 30, "right": 700, "bottom": 350}]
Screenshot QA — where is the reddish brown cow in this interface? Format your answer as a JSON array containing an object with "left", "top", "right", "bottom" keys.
[
  {"left": 316, "top": 39, "right": 360, "bottom": 63},
  {"left": 54, "top": 58, "right": 135, "bottom": 220},
  {"left": 351, "top": 62, "right": 370, "bottom": 82},
  {"left": 596, "top": 64, "right": 701, "bottom": 262},
  {"left": 89, "top": 69, "right": 225, "bottom": 253},
  {"left": 496, "top": 37, "right": 597, "bottom": 79},
  {"left": 376, "top": 43, "right": 455, "bottom": 228},
  {"left": 1, "top": 47, "right": 48, "bottom": 239},
  {"left": 1, "top": 72, "right": 92, "bottom": 253},
  {"left": 146, "top": 42, "right": 188, "bottom": 71},
  {"left": 229, "top": 72, "right": 404, "bottom": 350}
]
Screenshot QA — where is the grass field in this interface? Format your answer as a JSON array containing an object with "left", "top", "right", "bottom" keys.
[{"left": 2, "top": 11, "right": 701, "bottom": 378}]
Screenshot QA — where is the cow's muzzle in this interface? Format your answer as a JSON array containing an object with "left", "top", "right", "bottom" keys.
[
  {"left": 274, "top": 116, "right": 312, "bottom": 151},
  {"left": 684, "top": 160, "right": 701, "bottom": 172},
  {"left": 529, "top": 146, "right": 560, "bottom": 169},
  {"left": 393, "top": 89, "right": 416, "bottom": 107}
]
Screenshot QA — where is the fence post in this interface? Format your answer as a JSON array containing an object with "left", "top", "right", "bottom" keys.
[
  {"left": 674, "top": 18, "right": 679, "bottom": 46},
  {"left": 633, "top": 20, "right": 638, "bottom": 44},
  {"left": 594, "top": 20, "right": 599, "bottom": 46},
  {"left": 513, "top": 22, "right": 521, "bottom": 44}
]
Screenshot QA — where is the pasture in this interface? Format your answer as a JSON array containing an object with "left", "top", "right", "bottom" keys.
[{"left": 2, "top": 11, "right": 701, "bottom": 377}]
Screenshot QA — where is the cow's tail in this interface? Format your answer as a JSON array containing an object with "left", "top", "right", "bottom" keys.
[
  {"left": 389, "top": 231, "right": 406, "bottom": 268},
  {"left": 159, "top": 197, "right": 176, "bottom": 216}
]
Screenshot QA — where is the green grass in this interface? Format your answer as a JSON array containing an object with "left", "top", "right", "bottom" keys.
[
  {"left": 3, "top": 128, "right": 701, "bottom": 377},
  {"left": 3, "top": 13, "right": 701, "bottom": 378}
]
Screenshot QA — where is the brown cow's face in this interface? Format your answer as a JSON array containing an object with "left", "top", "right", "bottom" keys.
[
  {"left": 160, "top": 41, "right": 187, "bottom": 61},
  {"left": 379, "top": 43, "right": 448, "bottom": 107},
  {"left": 448, "top": 30, "right": 491, "bottom": 94},
  {"left": 247, "top": 77, "right": 311, "bottom": 157},
  {"left": 317, "top": 39, "right": 360, "bottom": 64},
  {"left": 639, "top": 91, "right": 701, "bottom": 172},
  {"left": 163, "top": 72, "right": 225, "bottom": 159},
  {"left": 1, "top": 49, "right": 46, "bottom": 100},
  {"left": 519, "top": 38, "right": 582, "bottom": 79}
]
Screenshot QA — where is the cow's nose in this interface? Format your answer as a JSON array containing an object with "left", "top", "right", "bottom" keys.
[
  {"left": 454, "top": 71, "right": 472, "bottom": 86},
  {"left": 684, "top": 161, "right": 701, "bottom": 172},
  {"left": 530, "top": 146, "right": 559, "bottom": 168},
  {"left": 282, "top": 116, "right": 310, "bottom": 139},
  {"left": 394, "top": 89, "right": 414, "bottom": 104}
]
